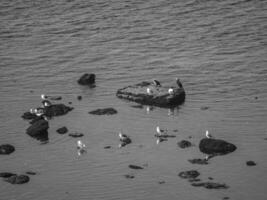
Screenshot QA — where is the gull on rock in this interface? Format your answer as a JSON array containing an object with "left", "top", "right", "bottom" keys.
[
  {"left": 205, "top": 130, "right": 213, "bottom": 139},
  {"left": 168, "top": 88, "right": 174, "bottom": 95},
  {"left": 146, "top": 88, "right": 153, "bottom": 95}
]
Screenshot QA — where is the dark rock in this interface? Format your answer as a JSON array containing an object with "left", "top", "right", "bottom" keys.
[
  {"left": 155, "top": 134, "right": 176, "bottom": 138},
  {"left": 129, "top": 165, "right": 144, "bottom": 170},
  {"left": 89, "top": 108, "right": 118, "bottom": 115},
  {"left": 56, "top": 126, "right": 68, "bottom": 134},
  {"left": 44, "top": 104, "right": 73, "bottom": 117},
  {"left": 124, "top": 174, "right": 135, "bottom": 179},
  {"left": 223, "top": 197, "right": 230, "bottom": 200},
  {"left": 4, "top": 174, "right": 30, "bottom": 184},
  {"left": 199, "top": 138, "right": 237, "bottom": 155},
  {"left": 49, "top": 96, "right": 62, "bottom": 100},
  {"left": 178, "top": 140, "right": 192, "bottom": 148},
  {"left": 78, "top": 73, "right": 95, "bottom": 85},
  {"left": 246, "top": 161, "right": 256, "bottom": 166},
  {"left": 208, "top": 177, "right": 213, "bottom": 180},
  {"left": 25, "top": 171, "right": 37, "bottom": 175},
  {"left": 68, "top": 102, "right": 72, "bottom": 104},
  {"left": 158, "top": 181, "right": 166, "bottom": 184},
  {"left": 69, "top": 133, "right": 84, "bottom": 138},
  {"left": 178, "top": 170, "right": 200, "bottom": 179},
  {"left": 77, "top": 95, "right": 82, "bottom": 100},
  {"left": 188, "top": 178, "right": 201, "bottom": 182},
  {"left": 173, "top": 129, "right": 179, "bottom": 132},
  {"left": 104, "top": 146, "right": 111, "bottom": 149},
  {"left": 188, "top": 158, "right": 208, "bottom": 165},
  {"left": 21, "top": 112, "right": 38, "bottom": 120},
  {"left": 131, "top": 104, "right": 144, "bottom": 109},
  {"left": 116, "top": 81, "right": 186, "bottom": 108},
  {"left": 191, "top": 182, "right": 229, "bottom": 189},
  {"left": 0, "top": 172, "right": 16, "bottom": 178},
  {"left": 29, "top": 116, "right": 46, "bottom": 124},
  {"left": 26, "top": 119, "right": 49, "bottom": 142},
  {"left": 0, "top": 144, "right": 15, "bottom": 155},
  {"left": 200, "top": 106, "right": 209, "bottom": 110}
]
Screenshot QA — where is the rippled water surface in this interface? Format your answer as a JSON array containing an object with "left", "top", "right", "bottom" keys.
[{"left": 1, "top": 0, "right": 267, "bottom": 199}]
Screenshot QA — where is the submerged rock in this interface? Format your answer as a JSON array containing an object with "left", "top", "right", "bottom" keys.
[
  {"left": 26, "top": 119, "right": 49, "bottom": 142},
  {"left": 178, "top": 170, "right": 200, "bottom": 180},
  {"left": 199, "top": 138, "right": 236, "bottom": 155},
  {"left": 188, "top": 158, "right": 209, "bottom": 165},
  {"left": 128, "top": 165, "right": 144, "bottom": 170},
  {"left": 56, "top": 126, "right": 68, "bottom": 134},
  {"left": 246, "top": 161, "right": 256, "bottom": 166},
  {"left": 4, "top": 174, "right": 30, "bottom": 184},
  {"left": 89, "top": 108, "right": 118, "bottom": 115},
  {"left": 21, "top": 112, "right": 38, "bottom": 120},
  {"left": 177, "top": 140, "right": 192, "bottom": 148},
  {"left": 69, "top": 133, "right": 84, "bottom": 138},
  {"left": 0, "top": 172, "right": 16, "bottom": 178},
  {"left": 0, "top": 144, "right": 15, "bottom": 155},
  {"left": 191, "top": 182, "right": 229, "bottom": 189},
  {"left": 116, "top": 81, "right": 185, "bottom": 108},
  {"left": 124, "top": 174, "right": 135, "bottom": 179},
  {"left": 77, "top": 73, "right": 95, "bottom": 85}
]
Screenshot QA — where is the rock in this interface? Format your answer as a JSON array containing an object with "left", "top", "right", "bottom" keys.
[
  {"left": 116, "top": 81, "right": 186, "bottom": 108},
  {"left": 177, "top": 140, "right": 192, "bottom": 148},
  {"left": 77, "top": 73, "right": 95, "bottom": 85},
  {"left": 158, "top": 181, "right": 166, "bottom": 184},
  {"left": 0, "top": 172, "right": 16, "bottom": 178},
  {"left": 188, "top": 158, "right": 208, "bottom": 165},
  {"left": 246, "top": 161, "right": 256, "bottom": 166},
  {"left": 131, "top": 105, "right": 144, "bottom": 109},
  {"left": 56, "top": 126, "right": 68, "bottom": 134},
  {"left": 178, "top": 170, "right": 200, "bottom": 179},
  {"left": 26, "top": 119, "right": 49, "bottom": 142},
  {"left": 0, "top": 144, "right": 15, "bottom": 155},
  {"left": 68, "top": 133, "right": 84, "bottom": 138},
  {"left": 200, "top": 106, "right": 209, "bottom": 110},
  {"left": 129, "top": 165, "right": 144, "bottom": 170},
  {"left": 199, "top": 138, "right": 237, "bottom": 155},
  {"left": 191, "top": 182, "right": 229, "bottom": 189},
  {"left": 155, "top": 134, "right": 176, "bottom": 138},
  {"left": 49, "top": 96, "right": 62, "bottom": 100},
  {"left": 44, "top": 104, "right": 73, "bottom": 117},
  {"left": 188, "top": 178, "right": 201, "bottom": 182},
  {"left": 4, "top": 174, "right": 30, "bottom": 184},
  {"left": 124, "top": 174, "right": 135, "bottom": 179},
  {"left": 21, "top": 112, "right": 38, "bottom": 120},
  {"left": 104, "top": 146, "right": 111, "bottom": 149},
  {"left": 77, "top": 95, "right": 82, "bottom": 100},
  {"left": 89, "top": 108, "right": 118, "bottom": 115},
  {"left": 25, "top": 171, "right": 37, "bottom": 175}
]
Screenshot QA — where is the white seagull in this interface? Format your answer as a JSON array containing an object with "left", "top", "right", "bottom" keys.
[
  {"left": 147, "top": 88, "right": 153, "bottom": 95},
  {"left": 168, "top": 88, "right": 174, "bottom": 95},
  {"left": 205, "top": 130, "right": 213, "bottom": 139},
  {"left": 156, "top": 126, "right": 167, "bottom": 136}
]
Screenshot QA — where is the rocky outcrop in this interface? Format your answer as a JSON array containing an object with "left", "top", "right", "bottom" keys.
[
  {"left": 26, "top": 119, "right": 49, "bottom": 142},
  {"left": 246, "top": 161, "right": 256, "bottom": 166},
  {"left": 178, "top": 170, "right": 200, "bottom": 180},
  {"left": 68, "top": 133, "right": 84, "bottom": 138},
  {"left": 199, "top": 138, "right": 237, "bottom": 155},
  {"left": 191, "top": 182, "right": 229, "bottom": 189},
  {"left": 44, "top": 104, "right": 73, "bottom": 117},
  {"left": 188, "top": 158, "right": 208, "bottom": 165},
  {"left": 128, "top": 165, "right": 144, "bottom": 170},
  {"left": 89, "top": 108, "right": 118, "bottom": 115},
  {"left": 77, "top": 73, "right": 95, "bottom": 85},
  {"left": 0, "top": 144, "right": 15, "bottom": 155},
  {"left": 56, "top": 126, "right": 68, "bottom": 134},
  {"left": 116, "top": 81, "right": 185, "bottom": 108}
]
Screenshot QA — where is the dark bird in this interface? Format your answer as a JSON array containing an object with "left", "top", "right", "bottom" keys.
[
  {"left": 153, "top": 80, "right": 161, "bottom": 87},
  {"left": 176, "top": 78, "right": 183, "bottom": 88}
]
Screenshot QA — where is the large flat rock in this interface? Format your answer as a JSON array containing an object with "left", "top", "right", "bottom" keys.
[{"left": 116, "top": 81, "right": 185, "bottom": 107}]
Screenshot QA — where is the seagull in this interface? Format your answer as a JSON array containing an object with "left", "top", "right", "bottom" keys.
[
  {"left": 34, "top": 108, "right": 45, "bottom": 116},
  {"left": 176, "top": 78, "right": 183, "bottom": 88},
  {"left": 41, "top": 94, "right": 48, "bottom": 100},
  {"left": 205, "top": 130, "right": 213, "bottom": 139},
  {"left": 168, "top": 88, "right": 174, "bottom": 95},
  {"left": 119, "top": 132, "right": 131, "bottom": 143},
  {"left": 42, "top": 100, "right": 52, "bottom": 107},
  {"left": 153, "top": 80, "right": 161, "bottom": 87},
  {"left": 147, "top": 88, "right": 153, "bottom": 95},
  {"left": 156, "top": 126, "right": 167, "bottom": 136},
  {"left": 77, "top": 140, "right": 86, "bottom": 149}
]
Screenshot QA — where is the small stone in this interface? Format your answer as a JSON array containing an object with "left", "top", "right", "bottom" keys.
[
  {"left": 129, "top": 165, "right": 144, "bottom": 170},
  {"left": 191, "top": 182, "right": 229, "bottom": 189},
  {"left": 158, "top": 181, "right": 166, "bottom": 184},
  {"left": 56, "top": 126, "right": 68, "bottom": 134},
  {"left": 188, "top": 158, "right": 208, "bottom": 165},
  {"left": 89, "top": 108, "right": 118, "bottom": 115},
  {"left": 68, "top": 133, "right": 84, "bottom": 138},
  {"left": 77, "top": 96, "right": 82, "bottom": 100},
  {"left": 177, "top": 140, "right": 192, "bottom": 148},
  {"left": 104, "top": 146, "right": 111, "bottom": 149},
  {"left": 178, "top": 170, "right": 200, "bottom": 179},
  {"left": 124, "top": 174, "right": 135, "bottom": 179},
  {"left": 246, "top": 161, "right": 256, "bottom": 166},
  {"left": 200, "top": 106, "right": 209, "bottom": 110},
  {"left": 0, "top": 172, "right": 16, "bottom": 178},
  {"left": 0, "top": 144, "right": 15, "bottom": 155},
  {"left": 25, "top": 171, "right": 37, "bottom": 175}
]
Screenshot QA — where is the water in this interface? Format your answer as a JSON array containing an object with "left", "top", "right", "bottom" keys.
[{"left": 0, "top": 0, "right": 267, "bottom": 199}]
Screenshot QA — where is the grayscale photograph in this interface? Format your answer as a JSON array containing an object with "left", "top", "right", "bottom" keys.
[{"left": 0, "top": 0, "right": 266, "bottom": 199}]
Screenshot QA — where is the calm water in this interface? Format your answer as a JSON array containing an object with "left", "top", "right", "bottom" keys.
[{"left": 0, "top": 0, "right": 267, "bottom": 199}]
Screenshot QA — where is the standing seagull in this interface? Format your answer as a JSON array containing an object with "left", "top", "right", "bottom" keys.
[
  {"left": 168, "top": 88, "right": 174, "bottom": 95},
  {"left": 153, "top": 80, "right": 161, "bottom": 87},
  {"left": 156, "top": 126, "right": 167, "bottom": 136},
  {"left": 176, "top": 78, "right": 183, "bottom": 88},
  {"left": 205, "top": 130, "right": 213, "bottom": 139}
]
